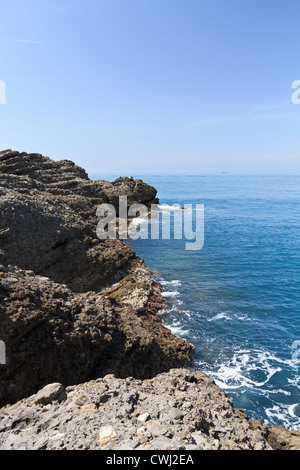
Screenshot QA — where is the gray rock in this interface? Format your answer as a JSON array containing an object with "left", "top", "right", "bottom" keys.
[
  {"left": 0, "top": 369, "right": 285, "bottom": 451},
  {"left": 137, "top": 413, "right": 151, "bottom": 423},
  {"left": 99, "top": 426, "right": 118, "bottom": 446},
  {"left": 34, "top": 383, "right": 66, "bottom": 405},
  {"left": 169, "top": 407, "right": 184, "bottom": 420},
  {"left": 0, "top": 150, "right": 194, "bottom": 406}
]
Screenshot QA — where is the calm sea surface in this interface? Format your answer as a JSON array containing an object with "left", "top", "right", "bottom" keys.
[{"left": 92, "top": 174, "right": 300, "bottom": 430}]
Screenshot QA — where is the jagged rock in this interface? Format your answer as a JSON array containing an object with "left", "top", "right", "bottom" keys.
[
  {"left": 0, "top": 150, "right": 193, "bottom": 406},
  {"left": 169, "top": 407, "right": 184, "bottom": 420},
  {"left": 0, "top": 262, "right": 193, "bottom": 406},
  {"left": 249, "top": 420, "right": 300, "bottom": 451},
  {"left": 0, "top": 150, "right": 158, "bottom": 218},
  {"left": 0, "top": 150, "right": 89, "bottom": 183},
  {"left": 1, "top": 149, "right": 297, "bottom": 451},
  {"left": 0, "top": 151, "right": 158, "bottom": 292},
  {"left": 98, "top": 176, "right": 159, "bottom": 214},
  {"left": 99, "top": 426, "right": 118, "bottom": 445},
  {"left": 34, "top": 384, "right": 66, "bottom": 405},
  {"left": 137, "top": 413, "right": 151, "bottom": 423},
  {"left": 0, "top": 369, "right": 275, "bottom": 451}
]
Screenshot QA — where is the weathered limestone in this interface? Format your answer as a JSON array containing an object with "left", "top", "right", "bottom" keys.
[{"left": 2, "top": 369, "right": 297, "bottom": 451}]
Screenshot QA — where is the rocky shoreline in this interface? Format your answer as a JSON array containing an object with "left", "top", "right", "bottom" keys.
[{"left": 0, "top": 150, "right": 299, "bottom": 450}]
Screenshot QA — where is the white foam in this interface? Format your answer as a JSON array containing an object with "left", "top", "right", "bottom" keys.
[
  {"left": 160, "top": 279, "right": 182, "bottom": 287},
  {"left": 158, "top": 204, "right": 184, "bottom": 211},
  {"left": 265, "top": 403, "right": 300, "bottom": 430},
  {"left": 156, "top": 309, "right": 169, "bottom": 318},
  {"left": 208, "top": 312, "right": 231, "bottom": 322},
  {"left": 288, "top": 377, "right": 300, "bottom": 389},
  {"left": 234, "top": 313, "right": 253, "bottom": 322},
  {"left": 207, "top": 312, "right": 255, "bottom": 323},
  {"left": 167, "top": 323, "right": 190, "bottom": 337},
  {"left": 130, "top": 216, "right": 149, "bottom": 226},
  {"left": 202, "top": 349, "right": 283, "bottom": 391},
  {"left": 268, "top": 388, "right": 291, "bottom": 396},
  {"left": 162, "top": 291, "right": 180, "bottom": 298}
]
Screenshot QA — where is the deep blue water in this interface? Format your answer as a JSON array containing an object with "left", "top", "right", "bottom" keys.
[{"left": 92, "top": 174, "right": 300, "bottom": 430}]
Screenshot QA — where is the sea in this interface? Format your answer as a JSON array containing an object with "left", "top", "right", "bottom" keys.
[{"left": 92, "top": 173, "right": 300, "bottom": 430}]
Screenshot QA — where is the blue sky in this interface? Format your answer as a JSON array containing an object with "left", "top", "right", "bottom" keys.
[{"left": 0, "top": 0, "right": 300, "bottom": 174}]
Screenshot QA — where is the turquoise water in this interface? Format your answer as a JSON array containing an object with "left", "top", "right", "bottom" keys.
[{"left": 93, "top": 174, "right": 300, "bottom": 430}]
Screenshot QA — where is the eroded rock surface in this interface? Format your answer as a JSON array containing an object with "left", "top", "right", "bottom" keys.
[
  {"left": 0, "top": 260, "right": 193, "bottom": 406},
  {"left": 0, "top": 150, "right": 193, "bottom": 406},
  {"left": 1, "top": 149, "right": 298, "bottom": 451},
  {"left": 0, "top": 369, "right": 286, "bottom": 451},
  {"left": 0, "top": 150, "right": 158, "bottom": 292}
]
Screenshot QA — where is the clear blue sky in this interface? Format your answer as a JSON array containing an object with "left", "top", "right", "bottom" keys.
[{"left": 1, "top": 0, "right": 300, "bottom": 174}]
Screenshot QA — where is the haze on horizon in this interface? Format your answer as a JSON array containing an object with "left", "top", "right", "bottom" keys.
[{"left": 0, "top": 0, "right": 300, "bottom": 175}]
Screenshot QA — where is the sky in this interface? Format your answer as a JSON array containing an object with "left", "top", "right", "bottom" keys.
[{"left": 0, "top": 0, "right": 300, "bottom": 175}]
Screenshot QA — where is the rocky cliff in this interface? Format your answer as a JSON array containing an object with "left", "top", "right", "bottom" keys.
[
  {"left": 0, "top": 149, "right": 299, "bottom": 451},
  {"left": 0, "top": 149, "right": 159, "bottom": 292},
  {"left": 0, "top": 150, "right": 193, "bottom": 406}
]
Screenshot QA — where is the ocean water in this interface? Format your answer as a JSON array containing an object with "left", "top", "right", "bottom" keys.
[{"left": 93, "top": 174, "right": 300, "bottom": 430}]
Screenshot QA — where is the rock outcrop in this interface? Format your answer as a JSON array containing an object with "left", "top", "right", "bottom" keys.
[
  {"left": 0, "top": 262, "right": 193, "bottom": 406},
  {"left": 0, "top": 150, "right": 158, "bottom": 292},
  {"left": 0, "top": 150, "right": 193, "bottom": 406},
  {"left": 2, "top": 368, "right": 299, "bottom": 451},
  {"left": 1, "top": 149, "right": 299, "bottom": 451}
]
